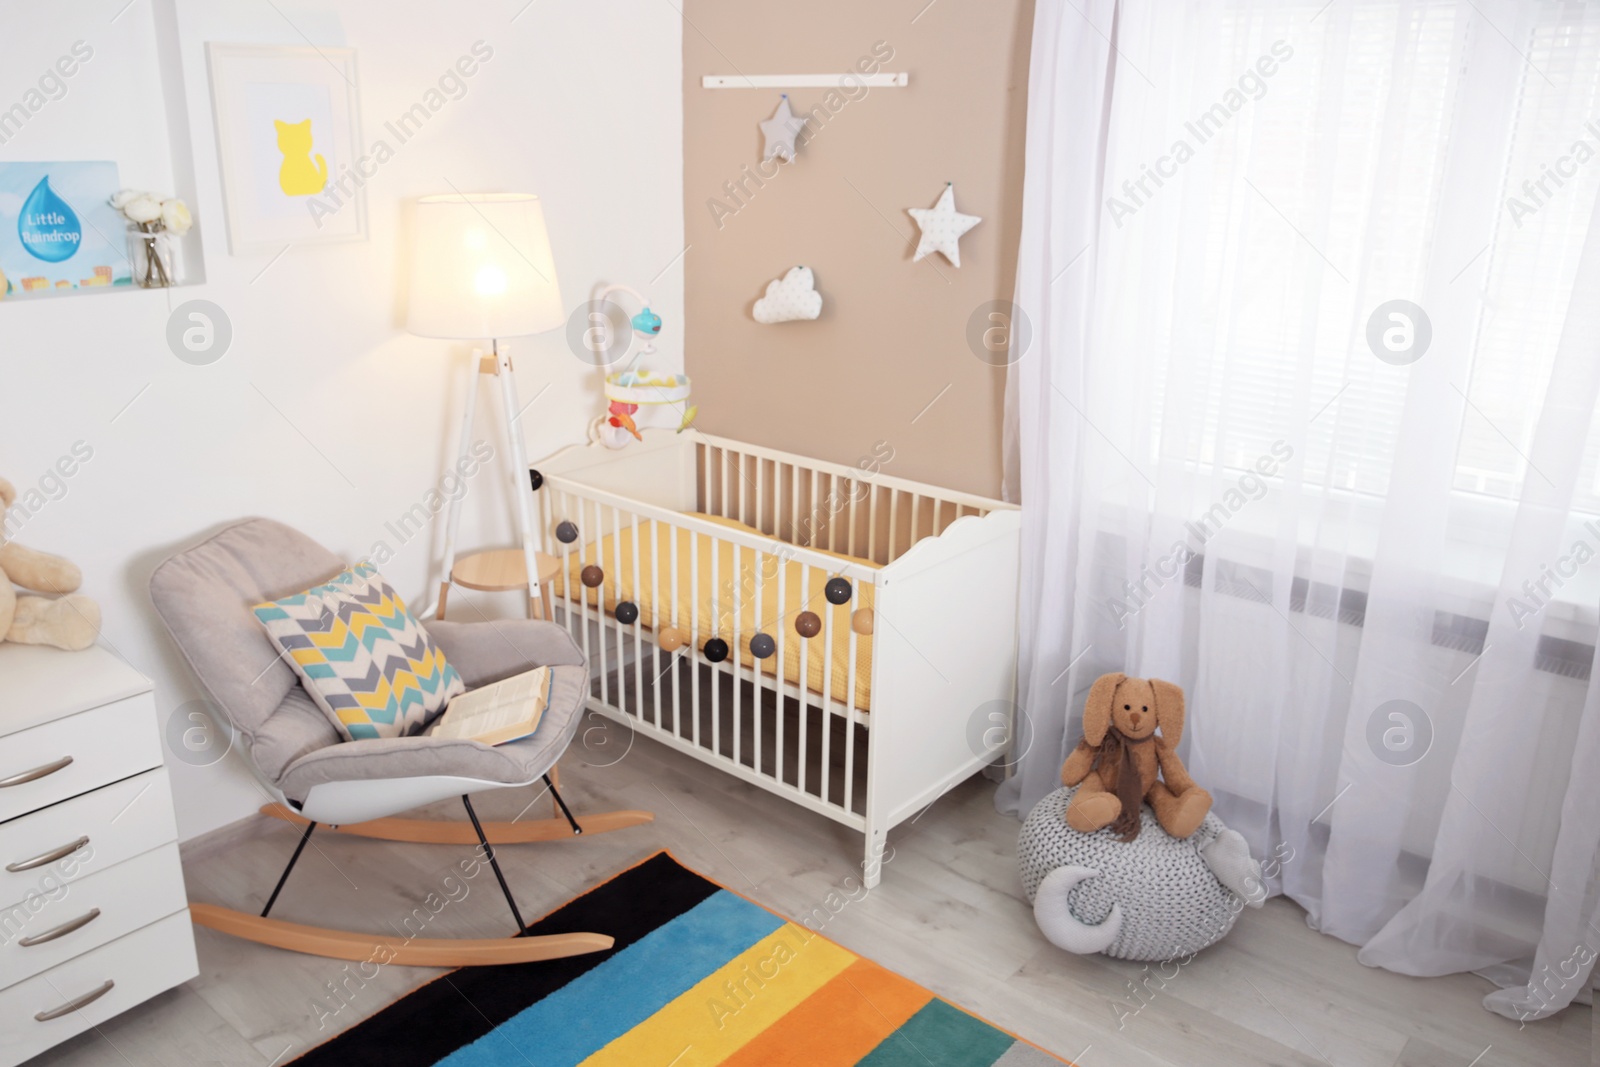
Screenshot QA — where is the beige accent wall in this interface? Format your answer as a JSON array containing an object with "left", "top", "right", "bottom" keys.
[{"left": 683, "top": 0, "right": 1035, "bottom": 499}]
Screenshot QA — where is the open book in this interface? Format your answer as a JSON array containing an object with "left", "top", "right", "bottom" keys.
[{"left": 430, "top": 667, "right": 553, "bottom": 747}]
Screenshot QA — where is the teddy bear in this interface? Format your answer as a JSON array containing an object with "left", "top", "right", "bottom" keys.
[
  {"left": 0, "top": 476, "right": 100, "bottom": 651},
  {"left": 1060, "top": 671, "right": 1212, "bottom": 840}
]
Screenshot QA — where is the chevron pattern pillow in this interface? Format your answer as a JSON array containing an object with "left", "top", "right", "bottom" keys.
[{"left": 253, "top": 563, "right": 465, "bottom": 741}]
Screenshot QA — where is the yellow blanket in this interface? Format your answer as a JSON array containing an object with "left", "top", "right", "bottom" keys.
[{"left": 555, "top": 513, "right": 877, "bottom": 710}]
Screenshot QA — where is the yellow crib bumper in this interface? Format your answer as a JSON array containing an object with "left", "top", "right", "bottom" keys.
[{"left": 553, "top": 513, "right": 877, "bottom": 711}]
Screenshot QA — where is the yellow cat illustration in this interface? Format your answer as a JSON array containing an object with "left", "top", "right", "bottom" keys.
[{"left": 274, "top": 119, "right": 328, "bottom": 196}]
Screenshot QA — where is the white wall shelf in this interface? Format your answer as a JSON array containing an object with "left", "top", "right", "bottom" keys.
[{"left": 701, "top": 73, "right": 908, "bottom": 89}]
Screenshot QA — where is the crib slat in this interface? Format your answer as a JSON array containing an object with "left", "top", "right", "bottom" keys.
[
  {"left": 746, "top": 452, "right": 755, "bottom": 527},
  {"left": 670, "top": 511, "right": 683, "bottom": 739},
  {"left": 838, "top": 476, "right": 851, "bottom": 556},
  {"left": 756, "top": 455, "right": 767, "bottom": 536},
  {"left": 711, "top": 521, "right": 722, "bottom": 758},
  {"left": 612, "top": 504, "right": 630, "bottom": 715},
  {"left": 626, "top": 505, "right": 644, "bottom": 721},
  {"left": 721, "top": 447, "right": 730, "bottom": 522},
  {"left": 809, "top": 468, "right": 819, "bottom": 548},
  {"left": 731, "top": 533, "right": 743, "bottom": 768},
  {"left": 844, "top": 599, "right": 859, "bottom": 814},
  {"left": 689, "top": 524, "right": 700, "bottom": 748},
  {"left": 589, "top": 497, "right": 608, "bottom": 709},
  {"left": 566, "top": 489, "right": 585, "bottom": 675},
  {"left": 649, "top": 516, "right": 661, "bottom": 730},
  {"left": 868, "top": 483, "right": 880, "bottom": 565},
  {"left": 888, "top": 491, "right": 899, "bottom": 564},
  {"left": 825, "top": 473, "right": 835, "bottom": 553},
  {"left": 820, "top": 569, "right": 834, "bottom": 808},
  {"left": 776, "top": 552, "right": 788, "bottom": 786},
  {"left": 702, "top": 442, "right": 712, "bottom": 513},
  {"left": 847, "top": 473, "right": 858, "bottom": 559},
  {"left": 753, "top": 542, "right": 766, "bottom": 777},
  {"left": 797, "top": 564, "right": 811, "bottom": 797}
]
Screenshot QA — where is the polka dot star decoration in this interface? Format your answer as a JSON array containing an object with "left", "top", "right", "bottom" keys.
[{"left": 908, "top": 182, "right": 982, "bottom": 267}]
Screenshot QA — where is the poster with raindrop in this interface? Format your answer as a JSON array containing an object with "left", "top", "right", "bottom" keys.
[{"left": 0, "top": 161, "right": 131, "bottom": 300}]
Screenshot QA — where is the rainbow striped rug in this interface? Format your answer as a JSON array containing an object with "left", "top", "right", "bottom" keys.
[{"left": 293, "top": 851, "right": 1069, "bottom": 1066}]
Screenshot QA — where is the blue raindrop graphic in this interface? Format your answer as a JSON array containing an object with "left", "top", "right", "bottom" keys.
[{"left": 18, "top": 177, "right": 83, "bottom": 263}]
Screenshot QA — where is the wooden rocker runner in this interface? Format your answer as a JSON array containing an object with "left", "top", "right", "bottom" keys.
[{"left": 151, "top": 518, "right": 653, "bottom": 967}]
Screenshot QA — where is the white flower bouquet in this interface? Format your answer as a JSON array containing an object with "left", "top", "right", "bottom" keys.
[{"left": 111, "top": 189, "right": 192, "bottom": 288}]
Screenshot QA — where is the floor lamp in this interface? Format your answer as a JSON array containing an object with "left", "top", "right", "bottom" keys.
[{"left": 406, "top": 193, "right": 563, "bottom": 621}]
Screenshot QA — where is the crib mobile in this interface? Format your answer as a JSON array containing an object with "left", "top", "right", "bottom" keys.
[{"left": 585, "top": 284, "right": 697, "bottom": 449}]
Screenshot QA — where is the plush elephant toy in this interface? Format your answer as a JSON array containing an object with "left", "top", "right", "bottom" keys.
[
  {"left": 0, "top": 476, "right": 101, "bottom": 651},
  {"left": 1061, "top": 672, "right": 1212, "bottom": 840}
]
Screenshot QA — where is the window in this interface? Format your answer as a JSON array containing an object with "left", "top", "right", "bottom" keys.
[{"left": 1128, "top": 2, "right": 1600, "bottom": 513}]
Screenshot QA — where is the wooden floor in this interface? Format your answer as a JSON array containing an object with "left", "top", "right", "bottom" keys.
[{"left": 27, "top": 728, "right": 1594, "bottom": 1067}]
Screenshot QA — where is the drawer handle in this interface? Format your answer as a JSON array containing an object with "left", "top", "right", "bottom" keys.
[
  {"left": 6, "top": 836, "right": 91, "bottom": 873},
  {"left": 34, "top": 979, "right": 115, "bottom": 1021},
  {"left": 18, "top": 907, "right": 101, "bottom": 947},
  {"left": 0, "top": 756, "right": 73, "bottom": 789}
]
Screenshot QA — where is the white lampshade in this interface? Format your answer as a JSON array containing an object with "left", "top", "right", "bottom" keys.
[{"left": 405, "top": 193, "right": 563, "bottom": 339}]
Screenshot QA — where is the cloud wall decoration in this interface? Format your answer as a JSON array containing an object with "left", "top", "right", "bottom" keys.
[{"left": 752, "top": 265, "right": 823, "bottom": 324}]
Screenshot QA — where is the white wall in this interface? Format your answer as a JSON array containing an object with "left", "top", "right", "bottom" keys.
[{"left": 0, "top": 0, "right": 684, "bottom": 840}]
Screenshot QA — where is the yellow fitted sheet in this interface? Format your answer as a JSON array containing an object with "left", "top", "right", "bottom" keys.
[{"left": 555, "top": 513, "right": 878, "bottom": 710}]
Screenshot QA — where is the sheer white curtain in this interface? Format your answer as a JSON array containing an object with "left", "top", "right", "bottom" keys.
[{"left": 1002, "top": 0, "right": 1600, "bottom": 1021}]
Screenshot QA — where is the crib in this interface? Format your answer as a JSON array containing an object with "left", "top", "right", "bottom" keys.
[{"left": 531, "top": 431, "right": 1021, "bottom": 886}]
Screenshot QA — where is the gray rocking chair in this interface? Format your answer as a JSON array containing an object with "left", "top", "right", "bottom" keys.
[{"left": 149, "top": 517, "right": 652, "bottom": 966}]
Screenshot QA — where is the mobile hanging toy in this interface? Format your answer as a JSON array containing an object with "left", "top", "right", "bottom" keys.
[{"left": 585, "top": 284, "right": 695, "bottom": 449}]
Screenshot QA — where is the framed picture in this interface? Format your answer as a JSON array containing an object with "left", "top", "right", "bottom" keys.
[
  {"left": 0, "top": 161, "right": 132, "bottom": 300},
  {"left": 205, "top": 43, "right": 365, "bottom": 254}
]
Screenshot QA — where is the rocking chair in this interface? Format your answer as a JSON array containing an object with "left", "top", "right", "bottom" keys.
[{"left": 149, "top": 517, "right": 652, "bottom": 967}]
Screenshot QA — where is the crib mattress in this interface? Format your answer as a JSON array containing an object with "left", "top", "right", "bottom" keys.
[{"left": 555, "top": 513, "right": 877, "bottom": 711}]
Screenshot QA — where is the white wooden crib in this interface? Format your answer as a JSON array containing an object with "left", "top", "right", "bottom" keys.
[{"left": 530, "top": 431, "right": 1020, "bottom": 886}]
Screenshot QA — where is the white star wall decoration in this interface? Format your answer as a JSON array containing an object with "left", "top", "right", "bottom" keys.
[
  {"left": 760, "top": 95, "right": 807, "bottom": 163},
  {"left": 908, "top": 182, "right": 982, "bottom": 267}
]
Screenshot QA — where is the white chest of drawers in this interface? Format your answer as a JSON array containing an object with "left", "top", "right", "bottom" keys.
[{"left": 0, "top": 643, "right": 197, "bottom": 1067}]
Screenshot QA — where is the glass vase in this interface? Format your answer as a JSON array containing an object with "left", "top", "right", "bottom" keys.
[{"left": 129, "top": 230, "right": 179, "bottom": 288}]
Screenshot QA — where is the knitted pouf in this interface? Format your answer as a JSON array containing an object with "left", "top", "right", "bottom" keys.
[{"left": 1018, "top": 785, "right": 1259, "bottom": 961}]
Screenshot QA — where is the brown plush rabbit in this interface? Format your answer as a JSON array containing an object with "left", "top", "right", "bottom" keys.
[{"left": 1060, "top": 672, "right": 1211, "bottom": 840}]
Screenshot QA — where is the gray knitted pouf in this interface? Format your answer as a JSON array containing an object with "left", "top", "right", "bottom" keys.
[{"left": 1018, "top": 785, "right": 1262, "bottom": 961}]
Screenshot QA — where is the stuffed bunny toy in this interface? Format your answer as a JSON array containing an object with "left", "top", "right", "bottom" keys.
[{"left": 1060, "top": 672, "right": 1211, "bottom": 840}]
